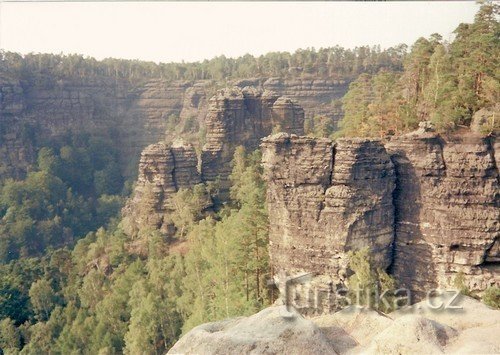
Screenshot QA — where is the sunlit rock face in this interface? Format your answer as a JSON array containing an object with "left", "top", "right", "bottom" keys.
[
  {"left": 0, "top": 73, "right": 349, "bottom": 182},
  {"left": 122, "top": 141, "right": 205, "bottom": 238},
  {"left": 201, "top": 87, "right": 304, "bottom": 197},
  {"left": 262, "top": 131, "right": 499, "bottom": 313},
  {"left": 123, "top": 87, "right": 305, "bottom": 237},
  {"left": 261, "top": 133, "right": 396, "bottom": 314}
]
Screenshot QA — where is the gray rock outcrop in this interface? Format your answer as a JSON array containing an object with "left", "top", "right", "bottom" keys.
[
  {"left": 261, "top": 130, "right": 499, "bottom": 309},
  {"left": 122, "top": 141, "right": 205, "bottom": 237},
  {"left": 168, "top": 296, "right": 500, "bottom": 355},
  {"left": 261, "top": 134, "right": 396, "bottom": 314},
  {"left": 123, "top": 88, "right": 305, "bottom": 235},
  {"left": 387, "top": 132, "right": 499, "bottom": 299},
  {"left": 201, "top": 87, "right": 304, "bottom": 196},
  {"left": 0, "top": 75, "right": 348, "bottom": 181}
]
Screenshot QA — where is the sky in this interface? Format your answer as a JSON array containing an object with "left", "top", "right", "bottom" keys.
[{"left": 0, "top": 1, "right": 479, "bottom": 64}]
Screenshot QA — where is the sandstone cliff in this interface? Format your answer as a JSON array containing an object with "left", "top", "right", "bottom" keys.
[
  {"left": 261, "top": 134, "right": 395, "bottom": 314},
  {"left": 123, "top": 88, "right": 305, "bottom": 236},
  {"left": 0, "top": 75, "right": 347, "bottom": 181},
  {"left": 169, "top": 296, "right": 500, "bottom": 355},
  {"left": 261, "top": 131, "right": 499, "bottom": 310},
  {"left": 387, "top": 132, "right": 499, "bottom": 298},
  {"left": 201, "top": 87, "right": 304, "bottom": 196},
  {"left": 122, "top": 141, "right": 205, "bottom": 237}
]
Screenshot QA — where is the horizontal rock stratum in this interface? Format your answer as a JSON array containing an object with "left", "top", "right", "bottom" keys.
[
  {"left": 0, "top": 74, "right": 346, "bottom": 180},
  {"left": 261, "top": 132, "right": 499, "bottom": 310}
]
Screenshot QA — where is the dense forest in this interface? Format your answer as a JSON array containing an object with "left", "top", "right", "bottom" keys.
[
  {"left": 0, "top": 3, "right": 499, "bottom": 354},
  {"left": 335, "top": 3, "right": 499, "bottom": 137},
  {"left": 0, "top": 147, "right": 269, "bottom": 354},
  {"left": 1, "top": 45, "right": 404, "bottom": 84},
  {"left": 302, "top": 3, "right": 499, "bottom": 139}
]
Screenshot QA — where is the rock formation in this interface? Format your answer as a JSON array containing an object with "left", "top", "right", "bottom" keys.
[
  {"left": 122, "top": 141, "right": 206, "bottom": 237},
  {"left": 261, "top": 134, "right": 396, "bottom": 314},
  {"left": 124, "top": 88, "right": 305, "bottom": 235},
  {"left": 387, "top": 132, "right": 499, "bottom": 298},
  {"left": 0, "top": 73, "right": 34, "bottom": 178},
  {"left": 261, "top": 131, "right": 499, "bottom": 310},
  {"left": 168, "top": 306, "right": 335, "bottom": 355},
  {"left": 261, "top": 77, "right": 348, "bottom": 127},
  {"left": 169, "top": 296, "right": 500, "bottom": 354},
  {"left": 201, "top": 87, "right": 304, "bottom": 196},
  {"left": 0, "top": 74, "right": 347, "bottom": 181}
]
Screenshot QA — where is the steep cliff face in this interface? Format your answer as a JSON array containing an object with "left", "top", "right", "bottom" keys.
[
  {"left": 261, "top": 134, "right": 395, "bottom": 313},
  {"left": 0, "top": 75, "right": 348, "bottom": 181},
  {"left": 262, "top": 78, "right": 348, "bottom": 126},
  {"left": 201, "top": 87, "right": 304, "bottom": 195},
  {"left": 387, "top": 132, "right": 499, "bottom": 298},
  {"left": 0, "top": 73, "right": 34, "bottom": 179},
  {"left": 124, "top": 88, "right": 306, "bottom": 236},
  {"left": 262, "top": 131, "right": 499, "bottom": 310},
  {"left": 122, "top": 141, "right": 204, "bottom": 237}
]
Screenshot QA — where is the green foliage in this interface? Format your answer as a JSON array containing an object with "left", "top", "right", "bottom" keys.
[
  {"left": 482, "top": 286, "right": 500, "bottom": 309},
  {"left": 347, "top": 248, "right": 396, "bottom": 313},
  {"left": 0, "top": 259, "right": 45, "bottom": 325},
  {"left": 1, "top": 43, "right": 404, "bottom": 86},
  {"left": 0, "top": 133, "right": 125, "bottom": 263},
  {"left": 29, "top": 278, "right": 58, "bottom": 321},
  {"left": 338, "top": 3, "right": 499, "bottom": 137},
  {"left": 452, "top": 271, "right": 471, "bottom": 296},
  {"left": 170, "top": 184, "right": 211, "bottom": 238},
  {"left": 1, "top": 5, "right": 497, "bottom": 353},
  {"left": 304, "top": 115, "right": 336, "bottom": 138},
  {"left": 0, "top": 318, "right": 21, "bottom": 353},
  {"left": 179, "top": 147, "right": 270, "bottom": 332}
]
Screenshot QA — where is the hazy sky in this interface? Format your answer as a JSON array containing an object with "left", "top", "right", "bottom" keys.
[{"left": 0, "top": 1, "right": 479, "bottom": 63}]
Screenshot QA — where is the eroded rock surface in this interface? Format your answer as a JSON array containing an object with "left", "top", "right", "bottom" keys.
[
  {"left": 201, "top": 87, "right": 304, "bottom": 196},
  {"left": 0, "top": 74, "right": 348, "bottom": 181},
  {"left": 262, "top": 131, "right": 499, "bottom": 310},
  {"left": 123, "top": 88, "right": 305, "bottom": 235},
  {"left": 387, "top": 132, "right": 499, "bottom": 298},
  {"left": 167, "top": 306, "right": 337, "bottom": 355},
  {"left": 122, "top": 141, "right": 206, "bottom": 237},
  {"left": 261, "top": 134, "right": 395, "bottom": 314},
  {"left": 168, "top": 296, "right": 500, "bottom": 355}
]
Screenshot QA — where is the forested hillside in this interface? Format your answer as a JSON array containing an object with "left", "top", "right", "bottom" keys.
[
  {"left": 336, "top": 3, "right": 499, "bottom": 137},
  {"left": 0, "top": 4, "right": 498, "bottom": 354},
  {"left": 0, "top": 147, "right": 268, "bottom": 354},
  {"left": 1, "top": 45, "right": 404, "bottom": 84}
]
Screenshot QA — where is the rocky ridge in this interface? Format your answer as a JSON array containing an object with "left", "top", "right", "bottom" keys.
[
  {"left": 201, "top": 87, "right": 304, "bottom": 195},
  {"left": 261, "top": 134, "right": 396, "bottom": 314},
  {"left": 122, "top": 141, "right": 205, "bottom": 237},
  {"left": 123, "top": 87, "right": 305, "bottom": 235}
]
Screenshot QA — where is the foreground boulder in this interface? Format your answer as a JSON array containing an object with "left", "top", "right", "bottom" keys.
[
  {"left": 168, "top": 296, "right": 500, "bottom": 354},
  {"left": 168, "top": 306, "right": 336, "bottom": 354}
]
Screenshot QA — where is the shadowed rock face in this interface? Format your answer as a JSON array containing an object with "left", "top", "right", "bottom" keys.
[
  {"left": 262, "top": 131, "right": 499, "bottom": 311},
  {"left": 387, "top": 132, "right": 499, "bottom": 299},
  {"left": 201, "top": 87, "right": 304, "bottom": 196},
  {"left": 1, "top": 75, "right": 348, "bottom": 181}
]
